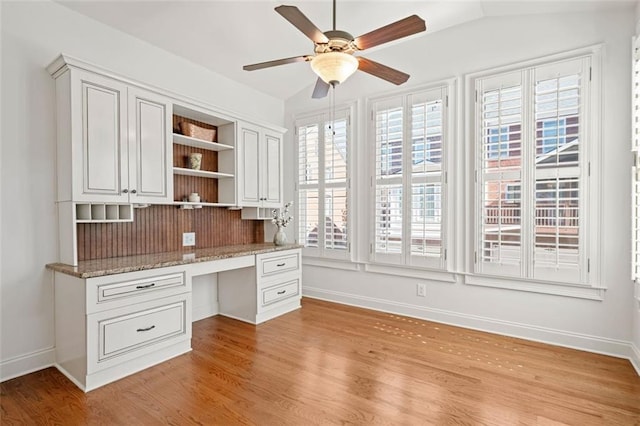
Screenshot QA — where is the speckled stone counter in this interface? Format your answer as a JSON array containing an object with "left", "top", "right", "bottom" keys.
[{"left": 46, "top": 243, "right": 302, "bottom": 279}]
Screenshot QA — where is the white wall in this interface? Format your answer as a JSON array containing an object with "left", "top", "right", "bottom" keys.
[
  {"left": 286, "top": 7, "right": 639, "bottom": 362},
  {"left": 0, "top": 0, "right": 284, "bottom": 380}
]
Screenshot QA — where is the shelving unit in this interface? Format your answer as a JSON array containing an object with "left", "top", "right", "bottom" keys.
[
  {"left": 241, "top": 207, "right": 275, "bottom": 220},
  {"left": 76, "top": 203, "right": 134, "bottom": 223},
  {"left": 172, "top": 103, "right": 237, "bottom": 207}
]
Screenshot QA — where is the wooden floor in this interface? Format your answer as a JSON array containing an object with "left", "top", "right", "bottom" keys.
[{"left": 2, "top": 298, "right": 639, "bottom": 425}]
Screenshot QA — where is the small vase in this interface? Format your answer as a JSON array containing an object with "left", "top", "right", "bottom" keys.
[{"left": 273, "top": 226, "right": 287, "bottom": 246}]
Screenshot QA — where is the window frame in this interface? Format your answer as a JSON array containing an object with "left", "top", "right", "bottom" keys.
[
  {"left": 465, "top": 46, "right": 604, "bottom": 299},
  {"left": 632, "top": 35, "right": 640, "bottom": 304},
  {"left": 294, "top": 104, "right": 355, "bottom": 261},
  {"left": 367, "top": 80, "right": 456, "bottom": 273}
]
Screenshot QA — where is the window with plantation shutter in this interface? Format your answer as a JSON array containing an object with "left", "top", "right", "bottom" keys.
[
  {"left": 371, "top": 84, "right": 451, "bottom": 269},
  {"left": 296, "top": 107, "right": 351, "bottom": 259},
  {"left": 473, "top": 53, "right": 597, "bottom": 286}
]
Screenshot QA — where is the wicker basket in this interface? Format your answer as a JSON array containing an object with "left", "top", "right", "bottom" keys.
[{"left": 179, "top": 121, "right": 216, "bottom": 142}]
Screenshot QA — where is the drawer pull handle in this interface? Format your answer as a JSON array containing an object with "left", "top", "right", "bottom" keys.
[
  {"left": 136, "top": 283, "right": 156, "bottom": 290},
  {"left": 137, "top": 325, "right": 156, "bottom": 332},
  {"left": 277, "top": 290, "right": 286, "bottom": 295},
  {"left": 276, "top": 263, "right": 286, "bottom": 267}
]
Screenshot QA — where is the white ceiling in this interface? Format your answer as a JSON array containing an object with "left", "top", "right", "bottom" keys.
[{"left": 57, "top": 1, "right": 633, "bottom": 100}]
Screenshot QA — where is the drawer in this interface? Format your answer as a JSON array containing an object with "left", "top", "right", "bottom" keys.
[
  {"left": 96, "top": 273, "right": 185, "bottom": 304},
  {"left": 98, "top": 300, "right": 187, "bottom": 362},
  {"left": 260, "top": 253, "right": 299, "bottom": 277},
  {"left": 261, "top": 279, "right": 299, "bottom": 307}
]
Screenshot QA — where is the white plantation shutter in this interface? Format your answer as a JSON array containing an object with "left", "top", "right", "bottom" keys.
[
  {"left": 474, "top": 56, "right": 590, "bottom": 284},
  {"left": 372, "top": 86, "right": 449, "bottom": 269},
  {"left": 297, "top": 122, "right": 320, "bottom": 253},
  {"left": 633, "top": 37, "right": 640, "bottom": 283},
  {"left": 296, "top": 108, "right": 350, "bottom": 259},
  {"left": 374, "top": 98, "right": 404, "bottom": 263},
  {"left": 533, "top": 62, "right": 583, "bottom": 282},
  {"left": 477, "top": 72, "right": 523, "bottom": 277},
  {"left": 324, "top": 118, "right": 348, "bottom": 250},
  {"left": 408, "top": 90, "right": 445, "bottom": 268}
]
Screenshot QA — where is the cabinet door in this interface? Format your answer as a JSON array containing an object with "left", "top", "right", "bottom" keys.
[
  {"left": 127, "top": 88, "right": 173, "bottom": 204},
  {"left": 74, "top": 73, "right": 129, "bottom": 202},
  {"left": 238, "top": 123, "right": 261, "bottom": 207},
  {"left": 261, "top": 132, "right": 283, "bottom": 207}
]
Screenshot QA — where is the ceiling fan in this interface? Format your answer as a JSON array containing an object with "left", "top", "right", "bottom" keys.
[{"left": 243, "top": 0, "right": 426, "bottom": 99}]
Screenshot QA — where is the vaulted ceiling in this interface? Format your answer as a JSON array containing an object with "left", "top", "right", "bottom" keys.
[{"left": 57, "top": 1, "right": 632, "bottom": 100}]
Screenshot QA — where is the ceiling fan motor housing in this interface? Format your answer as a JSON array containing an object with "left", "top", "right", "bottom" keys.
[{"left": 315, "top": 30, "right": 357, "bottom": 54}]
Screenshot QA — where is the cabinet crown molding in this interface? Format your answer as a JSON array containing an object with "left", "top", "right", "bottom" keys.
[{"left": 46, "top": 53, "right": 287, "bottom": 134}]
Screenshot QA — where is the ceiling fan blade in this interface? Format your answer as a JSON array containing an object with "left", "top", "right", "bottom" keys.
[
  {"left": 354, "top": 15, "right": 426, "bottom": 50},
  {"left": 275, "top": 5, "right": 329, "bottom": 44},
  {"left": 243, "top": 55, "right": 312, "bottom": 71},
  {"left": 312, "top": 78, "right": 330, "bottom": 99},
  {"left": 358, "top": 57, "right": 410, "bottom": 85}
]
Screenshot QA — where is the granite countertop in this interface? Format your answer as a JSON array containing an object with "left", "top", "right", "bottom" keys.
[{"left": 46, "top": 243, "right": 302, "bottom": 279}]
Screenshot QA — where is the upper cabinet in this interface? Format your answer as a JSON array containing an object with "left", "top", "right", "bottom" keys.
[
  {"left": 51, "top": 65, "right": 172, "bottom": 204},
  {"left": 237, "top": 121, "right": 283, "bottom": 208}
]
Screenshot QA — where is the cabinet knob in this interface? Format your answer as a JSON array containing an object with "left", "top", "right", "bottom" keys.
[
  {"left": 131, "top": 189, "right": 137, "bottom": 194},
  {"left": 122, "top": 189, "right": 129, "bottom": 194}
]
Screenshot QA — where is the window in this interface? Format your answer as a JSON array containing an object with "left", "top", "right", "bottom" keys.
[
  {"left": 371, "top": 84, "right": 451, "bottom": 269},
  {"left": 473, "top": 52, "right": 598, "bottom": 286},
  {"left": 296, "top": 107, "right": 351, "bottom": 259}
]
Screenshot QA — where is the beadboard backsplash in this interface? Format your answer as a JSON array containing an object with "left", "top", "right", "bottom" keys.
[{"left": 77, "top": 205, "right": 264, "bottom": 261}]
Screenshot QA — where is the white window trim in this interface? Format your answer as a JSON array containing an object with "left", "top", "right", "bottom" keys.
[
  {"left": 294, "top": 102, "right": 356, "bottom": 261},
  {"left": 464, "top": 45, "right": 604, "bottom": 298},
  {"left": 366, "top": 78, "right": 457, "bottom": 274},
  {"left": 632, "top": 35, "right": 640, "bottom": 305}
]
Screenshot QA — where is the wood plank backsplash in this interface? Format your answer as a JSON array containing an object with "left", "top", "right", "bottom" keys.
[{"left": 77, "top": 206, "right": 264, "bottom": 261}]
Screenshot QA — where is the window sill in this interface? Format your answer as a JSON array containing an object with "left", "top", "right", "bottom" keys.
[
  {"left": 302, "top": 256, "right": 361, "bottom": 271},
  {"left": 464, "top": 274, "right": 606, "bottom": 301},
  {"left": 364, "top": 263, "right": 457, "bottom": 284}
]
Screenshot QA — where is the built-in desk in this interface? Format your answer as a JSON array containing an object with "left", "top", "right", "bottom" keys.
[{"left": 46, "top": 243, "right": 302, "bottom": 392}]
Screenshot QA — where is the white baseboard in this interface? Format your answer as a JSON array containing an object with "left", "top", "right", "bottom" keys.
[
  {"left": 303, "top": 286, "right": 634, "bottom": 362},
  {"left": 631, "top": 343, "right": 640, "bottom": 376},
  {"left": 0, "top": 348, "right": 55, "bottom": 382}
]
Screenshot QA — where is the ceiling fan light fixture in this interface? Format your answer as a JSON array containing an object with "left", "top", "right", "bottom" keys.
[{"left": 310, "top": 52, "right": 358, "bottom": 85}]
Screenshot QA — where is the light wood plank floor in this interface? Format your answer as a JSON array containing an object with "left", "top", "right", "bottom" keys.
[{"left": 2, "top": 298, "right": 639, "bottom": 425}]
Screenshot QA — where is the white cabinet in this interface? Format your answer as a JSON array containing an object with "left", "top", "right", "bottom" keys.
[
  {"left": 217, "top": 248, "right": 301, "bottom": 324},
  {"left": 53, "top": 266, "right": 191, "bottom": 392},
  {"left": 50, "top": 64, "right": 172, "bottom": 204},
  {"left": 237, "top": 122, "right": 283, "bottom": 208}
]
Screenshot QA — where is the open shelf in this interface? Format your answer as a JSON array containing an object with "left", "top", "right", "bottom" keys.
[
  {"left": 173, "top": 167, "right": 234, "bottom": 179},
  {"left": 174, "top": 202, "right": 236, "bottom": 209},
  {"left": 76, "top": 203, "right": 134, "bottom": 223},
  {"left": 172, "top": 133, "right": 234, "bottom": 152}
]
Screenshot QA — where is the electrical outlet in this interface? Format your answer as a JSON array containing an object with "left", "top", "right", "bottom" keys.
[
  {"left": 183, "top": 232, "right": 196, "bottom": 247},
  {"left": 416, "top": 283, "right": 426, "bottom": 297}
]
